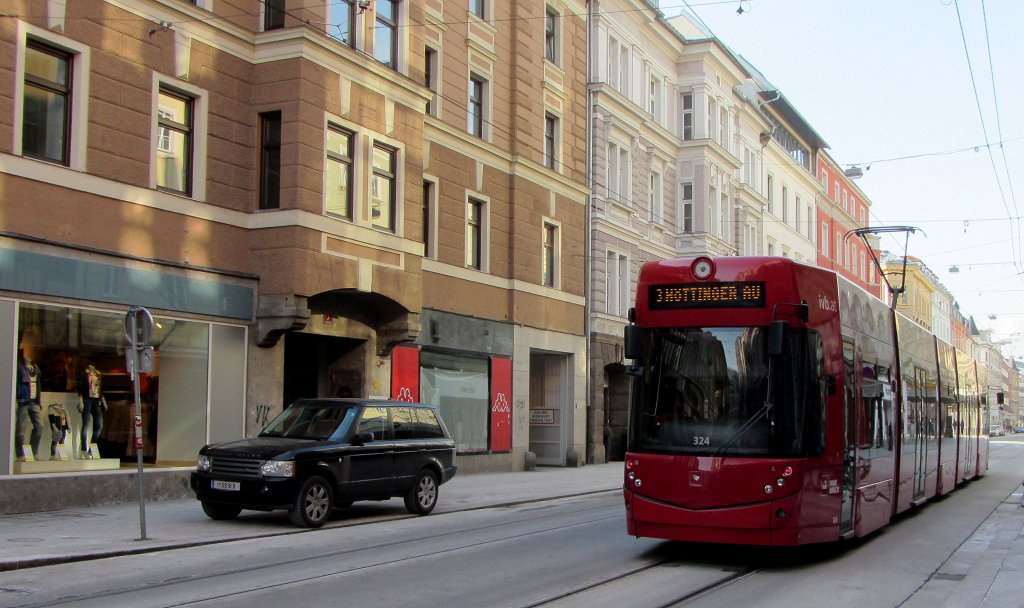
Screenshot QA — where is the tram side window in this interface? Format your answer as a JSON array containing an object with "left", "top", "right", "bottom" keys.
[{"left": 860, "top": 362, "right": 892, "bottom": 453}]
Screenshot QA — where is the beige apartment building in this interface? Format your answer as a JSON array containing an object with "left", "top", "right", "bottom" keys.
[{"left": 0, "top": 0, "right": 588, "bottom": 512}]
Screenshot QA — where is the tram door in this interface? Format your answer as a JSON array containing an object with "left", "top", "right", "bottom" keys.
[
  {"left": 840, "top": 339, "right": 857, "bottom": 538},
  {"left": 911, "top": 367, "right": 929, "bottom": 502}
]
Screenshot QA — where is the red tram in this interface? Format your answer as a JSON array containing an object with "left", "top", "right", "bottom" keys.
[{"left": 622, "top": 256, "right": 990, "bottom": 545}]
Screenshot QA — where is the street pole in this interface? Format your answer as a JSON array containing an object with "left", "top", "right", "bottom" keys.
[{"left": 128, "top": 307, "right": 148, "bottom": 541}]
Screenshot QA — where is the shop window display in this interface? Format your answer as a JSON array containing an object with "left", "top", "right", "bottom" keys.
[{"left": 12, "top": 303, "right": 210, "bottom": 472}]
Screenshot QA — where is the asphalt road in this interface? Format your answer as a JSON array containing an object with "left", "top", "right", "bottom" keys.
[{"left": 1, "top": 437, "right": 1021, "bottom": 608}]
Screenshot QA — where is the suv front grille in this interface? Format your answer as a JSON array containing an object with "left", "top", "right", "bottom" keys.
[{"left": 211, "top": 456, "right": 261, "bottom": 479}]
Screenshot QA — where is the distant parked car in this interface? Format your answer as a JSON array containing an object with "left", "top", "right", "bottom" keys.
[
  {"left": 191, "top": 398, "right": 457, "bottom": 528},
  {"left": 989, "top": 424, "right": 1005, "bottom": 437},
  {"left": 1014, "top": 425, "right": 1024, "bottom": 434}
]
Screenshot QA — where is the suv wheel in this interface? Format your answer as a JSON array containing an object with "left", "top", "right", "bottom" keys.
[
  {"left": 290, "top": 476, "right": 333, "bottom": 528},
  {"left": 201, "top": 501, "right": 242, "bottom": 520},
  {"left": 404, "top": 469, "right": 439, "bottom": 515}
]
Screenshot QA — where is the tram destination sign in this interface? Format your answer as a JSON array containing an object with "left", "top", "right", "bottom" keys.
[{"left": 649, "top": 281, "right": 766, "bottom": 310}]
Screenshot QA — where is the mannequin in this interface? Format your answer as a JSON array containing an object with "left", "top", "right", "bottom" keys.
[
  {"left": 14, "top": 354, "right": 44, "bottom": 461},
  {"left": 77, "top": 362, "right": 107, "bottom": 458},
  {"left": 48, "top": 402, "right": 70, "bottom": 457}
]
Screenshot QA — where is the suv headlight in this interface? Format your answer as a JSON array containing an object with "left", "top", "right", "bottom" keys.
[
  {"left": 197, "top": 454, "right": 212, "bottom": 472},
  {"left": 260, "top": 460, "right": 296, "bottom": 478}
]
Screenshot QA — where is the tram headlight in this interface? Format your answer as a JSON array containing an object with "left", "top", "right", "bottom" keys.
[
  {"left": 776, "top": 478, "right": 785, "bottom": 487},
  {"left": 764, "top": 484, "right": 774, "bottom": 494},
  {"left": 628, "top": 471, "right": 635, "bottom": 480},
  {"left": 782, "top": 466, "right": 794, "bottom": 477}
]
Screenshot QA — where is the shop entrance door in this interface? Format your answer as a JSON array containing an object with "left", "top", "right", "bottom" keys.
[
  {"left": 528, "top": 352, "right": 569, "bottom": 466},
  {"left": 283, "top": 332, "right": 366, "bottom": 408}
]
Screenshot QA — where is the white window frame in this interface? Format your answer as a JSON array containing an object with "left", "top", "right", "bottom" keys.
[
  {"left": 541, "top": 219, "right": 560, "bottom": 288},
  {"left": 681, "top": 182, "right": 694, "bottom": 232},
  {"left": 544, "top": 112, "right": 559, "bottom": 170},
  {"left": 14, "top": 24, "right": 91, "bottom": 171},
  {"left": 468, "top": 73, "right": 488, "bottom": 139},
  {"left": 150, "top": 75, "right": 207, "bottom": 200},
  {"left": 544, "top": 6, "right": 560, "bottom": 65},
  {"left": 466, "top": 195, "right": 490, "bottom": 272},
  {"left": 681, "top": 92, "right": 693, "bottom": 140},
  {"left": 606, "top": 249, "right": 629, "bottom": 316},
  {"left": 649, "top": 170, "right": 662, "bottom": 223}
]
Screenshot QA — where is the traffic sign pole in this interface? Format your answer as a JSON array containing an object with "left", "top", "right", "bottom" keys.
[{"left": 127, "top": 306, "right": 150, "bottom": 541}]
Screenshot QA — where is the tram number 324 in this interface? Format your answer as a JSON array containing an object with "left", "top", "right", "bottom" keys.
[{"left": 692, "top": 436, "right": 711, "bottom": 446}]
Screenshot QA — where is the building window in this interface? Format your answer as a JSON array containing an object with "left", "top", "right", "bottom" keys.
[
  {"left": 719, "top": 107, "right": 728, "bottom": 149},
  {"left": 681, "top": 182, "right": 693, "bottom": 232},
  {"left": 423, "top": 180, "right": 435, "bottom": 259},
  {"left": 425, "top": 46, "right": 439, "bottom": 116},
  {"left": 156, "top": 87, "right": 193, "bottom": 195},
  {"left": 709, "top": 185, "right": 717, "bottom": 238},
  {"left": 608, "top": 36, "right": 629, "bottom": 95},
  {"left": 720, "top": 191, "right": 728, "bottom": 238},
  {"left": 807, "top": 204, "right": 813, "bottom": 239},
  {"left": 328, "top": 0, "right": 355, "bottom": 45},
  {"left": 466, "top": 198, "right": 485, "bottom": 270},
  {"left": 12, "top": 302, "right": 230, "bottom": 474},
  {"left": 22, "top": 41, "right": 72, "bottom": 165},
  {"left": 707, "top": 98, "right": 717, "bottom": 143},
  {"left": 259, "top": 111, "right": 281, "bottom": 210},
  {"left": 373, "top": 0, "right": 398, "bottom": 68},
  {"left": 681, "top": 93, "right": 693, "bottom": 140},
  {"left": 766, "top": 174, "right": 774, "bottom": 214},
  {"left": 606, "top": 251, "right": 628, "bottom": 316},
  {"left": 649, "top": 171, "right": 662, "bottom": 223},
  {"left": 264, "top": 0, "right": 285, "bottom": 30},
  {"left": 419, "top": 351, "right": 489, "bottom": 453},
  {"left": 544, "top": 113, "right": 558, "bottom": 169},
  {"left": 795, "top": 196, "right": 801, "bottom": 232},
  {"left": 821, "top": 223, "right": 829, "bottom": 256},
  {"left": 648, "top": 75, "right": 661, "bottom": 120},
  {"left": 371, "top": 143, "right": 397, "bottom": 231},
  {"left": 544, "top": 7, "right": 558, "bottom": 63},
  {"left": 325, "top": 124, "right": 354, "bottom": 219},
  {"left": 820, "top": 168, "right": 828, "bottom": 186},
  {"left": 842, "top": 190, "right": 848, "bottom": 212},
  {"left": 469, "top": 0, "right": 485, "bottom": 19},
  {"left": 607, "top": 142, "right": 629, "bottom": 203},
  {"left": 781, "top": 185, "right": 788, "bottom": 223},
  {"left": 542, "top": 222, "right": 558, "bottom": 287},
  {"left": 468, "top": 75, "right": 486, "bottom": 137},
  {"left": 836, "top": 231, "right": 843, "bottom": 265}
]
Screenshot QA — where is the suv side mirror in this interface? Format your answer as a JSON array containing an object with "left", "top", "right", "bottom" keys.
[{"left": 352, "top": 431, "right": 374, "bottom": 446}]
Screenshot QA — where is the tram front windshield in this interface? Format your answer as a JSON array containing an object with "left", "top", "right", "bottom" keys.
[{"left": 631, "top": 326, "right": 825, "bottom": 457}]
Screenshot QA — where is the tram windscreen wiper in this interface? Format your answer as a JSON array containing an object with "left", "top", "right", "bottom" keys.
[{"left": 715, "top": 354, "right": 777, "bottom": 456}]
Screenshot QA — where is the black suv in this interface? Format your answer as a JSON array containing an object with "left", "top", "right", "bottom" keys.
[{"left": 190, "top": 399, "right": 458, "bottom": 528}]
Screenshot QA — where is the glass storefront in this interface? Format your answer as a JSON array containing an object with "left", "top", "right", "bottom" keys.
[
  {"left": 13, "top": 302, "right": 214, "bottom": 471},
  {"left": 419, "top": 351, "right": 489, "bottom": 453}
]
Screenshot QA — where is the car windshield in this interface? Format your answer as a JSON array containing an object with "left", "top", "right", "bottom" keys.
[
  {"left": 630, "top": 326, "right": 826, "bottom": 457},
  {"left": 260, "top": 401, "right": 357, "bottom": 440}
]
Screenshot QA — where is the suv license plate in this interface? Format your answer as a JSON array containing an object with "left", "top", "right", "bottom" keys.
[{"left": 211, "top": 480, "right": 240, "bottom": 491}]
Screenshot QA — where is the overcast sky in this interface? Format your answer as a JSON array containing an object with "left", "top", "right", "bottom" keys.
[{"left": 676, "top": 0, "right": 1024, "bottom": 355}]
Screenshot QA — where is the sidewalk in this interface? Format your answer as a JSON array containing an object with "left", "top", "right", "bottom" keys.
[{"left": 0, "top": 463, "right": 625, "bottom": 572}]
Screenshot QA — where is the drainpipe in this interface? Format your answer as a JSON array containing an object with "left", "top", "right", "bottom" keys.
[{"left": 584, "top": 0, "right": 595, "bottom": 464}]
